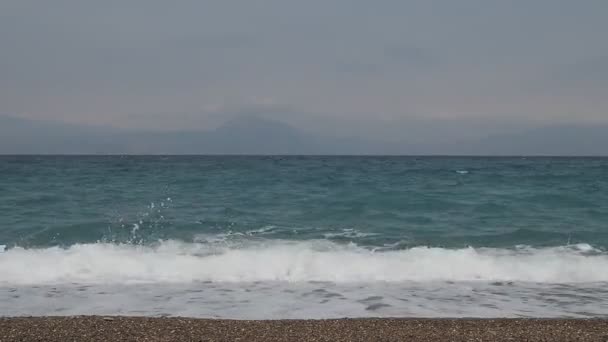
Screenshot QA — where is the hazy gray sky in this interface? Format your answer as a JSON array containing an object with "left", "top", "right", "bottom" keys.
[{"left": 1, "top": 0, "right": 607, "bottom": 133}]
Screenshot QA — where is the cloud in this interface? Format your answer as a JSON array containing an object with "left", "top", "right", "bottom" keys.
[
  {"left": 1, "top": 0, "right": 608, "bottom": 128},
  {"left": 383, "top": 45, "right": 436, "bottom": 66},
  {"left": 550, "top": 57, "right": 608, "bottom": 88},
  {"left": 333, "top": 44, "right": 436, "bottom": 78}
]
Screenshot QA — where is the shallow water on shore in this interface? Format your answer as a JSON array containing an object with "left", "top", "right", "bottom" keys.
[{"left": 3, "top": 280, "right": 608, "bottom": 319}]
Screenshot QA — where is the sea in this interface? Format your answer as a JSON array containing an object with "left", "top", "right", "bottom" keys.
[{"left": 1, "top": 156, "right": 608, "bottom": 319}]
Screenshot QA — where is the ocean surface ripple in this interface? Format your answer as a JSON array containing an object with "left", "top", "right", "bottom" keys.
[{"left": 1, "top": 156, "right": 608, "bottom": 318}]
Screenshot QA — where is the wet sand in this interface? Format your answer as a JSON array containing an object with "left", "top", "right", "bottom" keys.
[{"left": 1, "top": 317, "right": 607, "bottom": 341}]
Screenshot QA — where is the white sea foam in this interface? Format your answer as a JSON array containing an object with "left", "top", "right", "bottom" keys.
[
  {"left": 323, "top": 228, "right": 378, "bottom": 239},
  {"left": 0, "top": 240, "right": 606, "bottom": 285},
  {"left": 192, "top": 226, "right": 279, "bottom": 244}
]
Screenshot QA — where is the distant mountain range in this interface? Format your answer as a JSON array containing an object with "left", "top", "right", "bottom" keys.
[{"left": 1, "top": 115, "right": 607, "bottom": 155}]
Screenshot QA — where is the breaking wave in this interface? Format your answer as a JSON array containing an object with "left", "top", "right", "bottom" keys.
[{"left": 0, "top": 240, "right": 606, "bottom": 285}]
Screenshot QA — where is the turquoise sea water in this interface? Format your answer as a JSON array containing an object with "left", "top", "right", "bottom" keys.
[{"left": 1, "top": 156, "right": 608, "bottom": 318}]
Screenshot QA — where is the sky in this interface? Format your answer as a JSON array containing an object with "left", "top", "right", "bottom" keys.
[{"left": 1, "top": 0, "right": 607, "bottom": 141}]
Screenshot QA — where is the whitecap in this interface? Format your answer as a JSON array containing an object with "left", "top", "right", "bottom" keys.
[{"left": 1, "top": 240, "right": 607, "bottom": 285}]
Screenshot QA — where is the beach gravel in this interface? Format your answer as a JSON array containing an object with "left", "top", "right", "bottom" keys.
[{"left": 1, "top": 317, "right": 607, "bottom": 341}]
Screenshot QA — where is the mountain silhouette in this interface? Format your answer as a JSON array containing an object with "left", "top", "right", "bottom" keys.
[{"left": 1, "top": 115, "right": 607, "bottom": 155}]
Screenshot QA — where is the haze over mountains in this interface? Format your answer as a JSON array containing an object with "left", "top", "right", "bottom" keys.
[{"left": 0, "top": 115, "right": 607, "bottom": 155}]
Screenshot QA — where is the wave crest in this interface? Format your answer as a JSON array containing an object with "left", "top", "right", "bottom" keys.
[{"left": 0, "top": 241, "right": 606, "bottom": 285}]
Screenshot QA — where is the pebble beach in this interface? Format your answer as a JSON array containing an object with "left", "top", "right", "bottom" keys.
[{"left": 1, "top": 317, "right": 608, "bottom": 342}]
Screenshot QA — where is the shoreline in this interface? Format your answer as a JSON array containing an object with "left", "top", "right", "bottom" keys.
[{"left": 1, "top": 317, "right": 607, "bottom": 341}]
